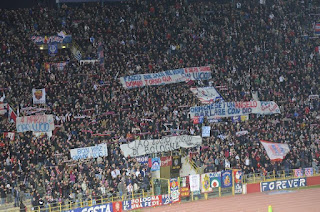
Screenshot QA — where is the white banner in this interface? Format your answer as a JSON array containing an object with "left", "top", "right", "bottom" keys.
[
  {"left": 190, "top": 87, "right": 223, "bottom": 104},
  {"left": 236, "top": 130, "right": 248, "bottom": 137},
  {"left": 120, "top": 135, "right": 202, "bottom": 157},
  {"left": 32, "top": 88, "right": 46, "bottom": 104},
  {"left": 119, "top": 66, "right": 211, "bottom": 89},
  {"left": 16, "top": 115, "right": 55, "bottom": 132},
  {"left": 189, "top": 174, "right": 200, "bottom": 192},
  {"left": 70, "top": 143, "right": 108, "bottom": 160},
  {"left": 190, "top": 101, "right": 280, "bottom": 118},
  {"left": 202, "top": 126, "right": 210, "bottom": 137},
  {"left": 260, "top": 140, "right": 290, "bottom": 161}
]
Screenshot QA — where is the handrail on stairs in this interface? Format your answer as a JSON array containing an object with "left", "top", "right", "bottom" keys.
[{"left": 181, "top": 150, "right": 200, "bottom": 174}]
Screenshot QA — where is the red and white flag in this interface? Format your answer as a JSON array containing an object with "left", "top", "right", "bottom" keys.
[
  {"left": 8, "top": 105, "right": 17, "bottom": 123},
  {"left": 315, "top": 46, "right": 320, "bottom": 54},
  {"left": 3, "top": 132, "right": 15, "bottom": 141},
  {"left": 260, "top": 140, "right": 290, "bottom": 161}
]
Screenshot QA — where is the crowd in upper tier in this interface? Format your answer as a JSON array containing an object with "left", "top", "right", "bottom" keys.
[{"left": 0, "top": 0, "right": 319, "bottom": 209}]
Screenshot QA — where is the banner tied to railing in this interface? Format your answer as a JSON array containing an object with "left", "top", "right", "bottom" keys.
[
  {"left": 120, "top": 135, "right": 202, "bottom": 157},
  {"left": 119, "top": 66, "right": 211, "bottom": 89},
  {"left": 189, "top": 101, "right": 280, "bottom": 119}
]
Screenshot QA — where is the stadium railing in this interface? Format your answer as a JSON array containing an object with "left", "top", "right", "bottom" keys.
[
  {"left": 243, "top": 167, "right": 320, "bottom": 184},
  {"left": 19, "top": 166, "right": 320, "bottom": 211}
]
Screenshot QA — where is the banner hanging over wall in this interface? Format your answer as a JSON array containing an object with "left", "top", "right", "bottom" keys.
[
  {"left": 16, "top": 115, "right": 54, "bottom": 132},
  {"left": 190, "top": 87, "right": 223, "bottom": 104},
  {"left": 70, "top": 143, "right": 108, "bottom": 160},
  {"left": 201, "top": 173, "right": 212, "bottom": 193},
  {"left": 189, "top": 174, "right": 200, "bottom": 192},
  {"left": 209, "top": 172, "right": 221, "bottom": 188},
  {"left": 221, "top": 170, "right": 232, "bottom": 188},
  {"left": 32, "top": 88, "right": 46, "bottom": 104},
  {"left": 170, "top": 178, "right": 180, "bottom": 203},
  {"left": 119, "top": 66, "right": 211, "bottom": 89},
  {"left": 120, "top": 135, "right": 202, "bottom": 157},
  {"left": 260, "top": 178, "right": 306, "bottom": 192},
  {"left": 189, "top": 101, "right": 280, "bottom": 119},
  {"left": 260, "top": 140, "right": 290, "bottom": 161}
]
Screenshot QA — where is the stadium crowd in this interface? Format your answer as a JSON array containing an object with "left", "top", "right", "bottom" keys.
[{"left": 0, "top": 0, "right": 319, "bottom": 210}]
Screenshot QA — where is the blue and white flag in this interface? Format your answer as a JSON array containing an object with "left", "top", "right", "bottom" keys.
[
  {"left": 190, "top": 87, "right": 223, "bottom": 104},
  {"left": 48, "top": 44, "right": 58, "bottom": 55}
]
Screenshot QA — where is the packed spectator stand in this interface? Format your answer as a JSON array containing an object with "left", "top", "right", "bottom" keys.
[{"left": 0, "top": 0, "right": 319, "bottom": 210}]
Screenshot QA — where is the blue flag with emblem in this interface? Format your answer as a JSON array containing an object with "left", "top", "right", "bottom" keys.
[{"left": 48, "top": 44, "right": 58, "bottom": 56}]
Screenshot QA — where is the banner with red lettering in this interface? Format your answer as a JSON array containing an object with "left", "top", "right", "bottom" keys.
[
  {"left": 260, "top": 140, "right": 290, "bottom": 161},
  {"left": 190, "top": 101, "right": 280, "bottom": 119},
  {"left": 160, "top": 156, "right": 172, "bottom": 167},
  {"left": 16, "top": 115, "right": 55, "bottom": 132},
  {"left": 180, "top": 176, "right": 190, "bottom": 197},
  {"left": 119, "top": 66, "right": 211, "bottom": 89}
]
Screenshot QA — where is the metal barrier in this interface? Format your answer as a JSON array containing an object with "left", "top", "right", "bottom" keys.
[
  {"left": 243, "top": 167, "right": 320, "bottom": 184},
  {"left": 181, "top": 150, "right": 200, "bottom": 174},
  {"left": 30, "top": 191, "right": 153, "bottom": 212},
  {"left": 25, "top": 167, "right": 320, "bottom": 211}
]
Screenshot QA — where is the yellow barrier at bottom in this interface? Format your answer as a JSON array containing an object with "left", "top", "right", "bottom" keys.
[{"left": 268, "top": 205, "right": 273, "bottom": 212}]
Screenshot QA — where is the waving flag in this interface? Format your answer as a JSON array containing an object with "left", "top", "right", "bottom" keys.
[
  {"left": 315, "top": 22, "right": 320, "bottom": 35},
  {"left": 190, "top": 87, "right": 223, "bottom": 104},
  {"left": 260, "top": 140, "right": 290, "bottom": 161}
]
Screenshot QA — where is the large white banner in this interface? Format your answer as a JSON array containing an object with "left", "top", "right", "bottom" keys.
[
  {"left": 190, "top": 101, "right": 280, "bottom": 118},
  {"left": 32, "top": 88, "right": 46, "bottom": 104},
  {"left": 16, "top": 115, "right": 55, "bottom": 132},
  {"left": 119, "top": 66, "right": 211, "bottom": 89},
  {"left": 189, "top": 174, "right": 200, "bottom": 192},
  {"left": 190, "top": 87, "right": 223, "bottom": 104},
  {"left": 120, "top": 135, "right": 202, "bottom": 157},
  {"left": 70, "top": 143, "right": 108, "bottom": 160},
  {"left": 260, "top": 140, "right": 290, "bottom": 161}
]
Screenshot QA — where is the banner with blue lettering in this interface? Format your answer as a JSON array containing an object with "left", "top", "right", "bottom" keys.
[
  {"left": 119, "top": 66, "right": 211, "bottom": 89},
  {"left": 190, "top": 101, "right": 280, "bottom": 119},
  {"left": 202, "top": 126, "right": 210, "bottom": 137},
  {"left": 221, "top": 170, "right": 232, "bottom": 188},
  {"left": 260, "top": 140, "right": 290, "bottom": 161},
  {"left": 260, "top": 178, "right": 306, "bottom": 192},
  {"left": 136, "top": 156, "right": 149, "bottom": 164},
  {"left": 16, "top": 115, "right": 55, "bottom": 132},
  {"left": 122, "top": 200, "right": 131, "bottom": 211},
  {"left": 31, "top": 35, "right": 72, "bottom": 44},
  {"left": 161, "top": 194, "right": 172, "bottom": 205},
  {"left": 70, "top": 143, "right": 108, "bottom": 160}
]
